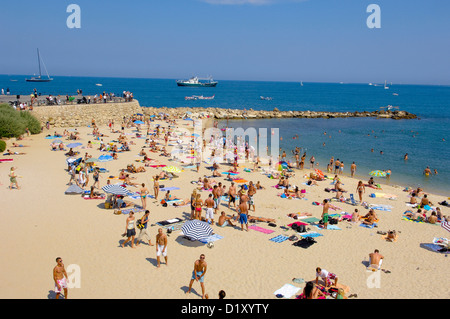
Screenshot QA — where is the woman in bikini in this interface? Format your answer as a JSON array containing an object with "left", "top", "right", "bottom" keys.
[
  {"left": 140, "top": 183, "right": 150, "bottom": 210},
  {"left": 153, "top": 176, "right": 160, "bottom": 200},
  {"left": 356, "top": 181, "right": 365, "bottom": 202},
  {"left": 194, "top": 194, "right": 203, "bottom": 220},
  {"left": 190, "top": 190, "right": 198, "bottom": 219}
]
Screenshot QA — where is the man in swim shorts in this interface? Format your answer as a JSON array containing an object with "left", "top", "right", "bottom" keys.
[
  {"left": 237, "top": 201, "right": 249, "bottom": 231},
  {"left": 321, "top": 199, "right": 329, "bottom": 229},
  {"left": 155, "top": 228, "right": 168, "bottom": 267},
  {"left": 187, "top": 254, "right": 207, "bottom": 299},
  {"left": 53, "top": 257, "right": 69, "bottom": 299},
  {"left": 315, "top": 267, "right": 338, "bottom": 288},
  {"left": 205, "top": 194, "right": 215, "bottom": 225},
  {"left": 218, "top": 211, "right": 235, "bottom": 227}
]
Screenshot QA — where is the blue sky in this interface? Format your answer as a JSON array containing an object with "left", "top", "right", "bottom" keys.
[{"left": 1, "top": 0, "right": 449, "bottom": 84}]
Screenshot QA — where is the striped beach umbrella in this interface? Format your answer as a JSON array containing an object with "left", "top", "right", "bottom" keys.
[
  {"left": 181, "top": 220, "right": 213, "bottom": 242},
  {"left": 442, "top": 221, "right": 450, "bottom": 233},
  {"left": 369, "top": 170, "right": 386, "bottom": 177},
  {"left": 162, "top": 166, "right": 182, "bottom": 173},
  {"left": 101, "top": 184, "right": 133, "bottom": 196}
]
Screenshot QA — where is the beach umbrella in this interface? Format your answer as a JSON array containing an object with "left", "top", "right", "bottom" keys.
[
  {"left": 136, "top": 113, "right": 144, "bottom": 116},
  {"left": 184, "top": 117, "right": 194, "bottom": 121},
  {"left": 52, "top": 139, "right": 63, "bottom": 144},
  {"left": 191, "top": 133, "right": 200, "bottom": 137},
  {"left": 211, "top": 156, "right": 222, "bottom": 164},
  {"left": 85, "top": 157, "right": 99, "bottom": 163},
  {"left": 370, "top": 170, "right": 386, "bottom": 177},
  {"left": 134, "top": 120, "right": 144, "bottom": 124},
  {"left": 98, "top": 154, "right": 113, "bottom": 162},
  {"left": 180, "top": 220, "right": 213, "bottom": 242},
  {"left": 101, "top": 184, "right": 133, "bottom": 196},
  {"left": 315, "top": 169, "right": 325, "bottom": 179},
  {"left": 162, "top": 166, "right": 182, "bottom": 173},
  {"left": 442, "top": 221, "right": 450, "bottom": 233},
  {"left": 277, "top": 162, "right": 288, "bottom": 171},
  {"left": 66, "top": 143, "right": 82, "bottom": 148}
]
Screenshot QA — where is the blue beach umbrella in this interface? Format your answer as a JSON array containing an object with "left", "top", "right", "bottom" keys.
[
  {"left": 134, "top": 120, "right": 144, "bottom": 124},
  {"left": 52, "top": 139, "right": 63, "bottom": 144},
  {"left": 98, "top": 154, "right": 113, "bottom": 162},
  {"left": 66, "top": 143, "right": 82, "bottom": 148}
]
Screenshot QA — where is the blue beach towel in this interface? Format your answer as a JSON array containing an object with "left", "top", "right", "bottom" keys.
[
  {"left": 300, "top": 232, "right": 323, "bottom": 238},
  {"left": 360, "top": 223, "right": 378, "bottom": 229},
  {"left": 269, "top": 235, "right": 290, "bottom": 243},
  {"left": 199, "top": 234, "right": 224, "bottom": 244}
]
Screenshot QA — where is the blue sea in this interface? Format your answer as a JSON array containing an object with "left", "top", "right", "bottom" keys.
[{"left": 1, "top": 75, "right": 449, "bottom": 195}]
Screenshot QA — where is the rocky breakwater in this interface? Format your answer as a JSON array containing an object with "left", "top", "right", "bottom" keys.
[
  {"left": 31, "top": 100, "right": 142, "bottom": 127},
  {"left": 141, "top": 106, "right": 417, "bottom": 120}
]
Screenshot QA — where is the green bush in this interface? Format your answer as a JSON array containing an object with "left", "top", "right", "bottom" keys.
[
  {"left": 0, "top": 140, "right": 6, "bottom": 152},
  {"left": 0, "top": 103, "right": 41, "bottom": 138}
]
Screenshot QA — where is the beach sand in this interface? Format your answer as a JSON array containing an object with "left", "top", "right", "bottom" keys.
[{"left": 0, "top": 119, "right": 449, "bottom": 300}]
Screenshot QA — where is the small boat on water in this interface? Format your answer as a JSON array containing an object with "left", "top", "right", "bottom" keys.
[
  {"left": 96, "top": 83, "right": 103, "bottom": 87},
  {"left": 177, "top": 76, "right": 218, "bottom": 87},
  {"left": 26, "top": 48, "right": 53, "bottom": 82},
  {"left": 260, "top": 96, "right": 273, "bottom": 101}
]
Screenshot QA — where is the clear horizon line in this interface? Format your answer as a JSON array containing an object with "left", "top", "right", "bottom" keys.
[{"left": 1, "top": 73, "right": 449, "bottom": 87}]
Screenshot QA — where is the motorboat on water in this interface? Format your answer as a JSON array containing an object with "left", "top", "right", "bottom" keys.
[
  {"left": 260, "top": 96, "right": 273, "bottom": 100},
  {"left": 177, "top": 76, "right": 218, "bottom": 87}
]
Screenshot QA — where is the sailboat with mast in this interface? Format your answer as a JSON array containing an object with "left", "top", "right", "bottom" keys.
[{"left": 26, "top": 49, "right": 53, "bottom": 82}]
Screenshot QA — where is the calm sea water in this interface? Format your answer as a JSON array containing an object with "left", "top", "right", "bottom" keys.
[{"left": 1, "top": 75, "right": 449, "bottom": 194}]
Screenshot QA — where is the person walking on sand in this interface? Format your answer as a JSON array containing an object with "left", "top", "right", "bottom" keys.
[
  {"left": 121, "top": 211, "right": 136, "bottom": 248},
  {"left": 9, "top": 167, "right": 20, "bottom": 190},
  {"left": 139, "top": 183, "right": 150, "bottom": 210},
  {"left": 136, "top": 210, "right": 154, "bottom": 247},
  {"left": 155, "top": 228, "right": 168, "bottom": 268},
  {"left": 187, "top": 254, "right": 207, "bottom": 299},
  {"left": 53, "top": 257, "right": 69, "bottom": 299},
  {"left": 321, "top": 199, "right": 329, "bottom": 229}
]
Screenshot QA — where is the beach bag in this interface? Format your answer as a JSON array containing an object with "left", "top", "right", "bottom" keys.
[
  {"left": 329, "top": 218, "right": 338, "bottom": 225},
  {"left": 301, "top": 189, "right": 306, "bottom": 194},
  {"left": 161, "top": 199, "right": 168, "bottom": 207},
  {"left": 268, "top": 222, "right": 277, "bottom": 227},
  {"left": 136, "top": 219, "right": 145, "bottom": 229},
  {"left": 324, "top": 188, "right": 331, "bottom": 192}
]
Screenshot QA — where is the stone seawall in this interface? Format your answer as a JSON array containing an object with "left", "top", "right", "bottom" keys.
[
  {"left": 31, "top": 100, "right": 142, "bottom": 127},
  {"left": 28, "top": 100, "right": 417, "bottom": 128}
]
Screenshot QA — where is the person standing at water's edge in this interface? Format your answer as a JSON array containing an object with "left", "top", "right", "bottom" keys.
[{"left": 53, "top": 257, "right": 68, "bottom": 299}]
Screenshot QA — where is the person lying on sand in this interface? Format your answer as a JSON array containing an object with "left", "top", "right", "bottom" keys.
[
  {"left": 4, "top": 149, "right": 26, "bottom": 155},
  {"left": 403, "top": 209, "right": 425, "bottom": 222},
  {"left": 12, "top": 143, "right": 28, "bottom": 147},
  {"left": 248, "top": 215, "right": 276, "bottom": 223}
]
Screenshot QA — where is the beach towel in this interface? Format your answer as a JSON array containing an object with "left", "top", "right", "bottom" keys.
[
  {"left": 360, "top": 222, "right": 378, "bottom": 229},
  {"left": 248, "top": 225, "right": 275, "bottom": 234},
  {"left": 287, "top": 221, "right": 309, "bottom": 227},
  {"left": 402, "top": 216, "right": 424, "bottom": 223},
  {"left": 299, "top": 231, "right": 323, "bottom": 238},
  {"left": 119, "top": 207, "right": 145, "bottom": 215},
  {"left": 156, "top": 218, "right": 183, "bottom": 226},
  {"left": 300, "top": 217, "right": 321, "bottom": 224},
  {"left": 369, "top": 204, "right": 392, "bottom": 212},
  {"left": 199, "top": 234, "right": 224, "bottom": 244},
  {"left": 159, "top": 187, "right": 181, "bottom": 192},
  {"left": 269, "top": 235, "right": 290, "bottom": 243},
  {"left": 314, "top": 225, "right": 341, "bottom": 230},
  {"left": 273, "top": 284, "right": 301, "bottom": 299}
]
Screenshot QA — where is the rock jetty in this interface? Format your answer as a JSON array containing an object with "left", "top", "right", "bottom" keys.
[{"left": 27, "top": 100, "right": 417, "bottom": 128}]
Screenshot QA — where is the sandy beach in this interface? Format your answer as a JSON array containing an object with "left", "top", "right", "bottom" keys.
[{"left": 0, "top": 117, "right": 449, "bottom": 300}]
